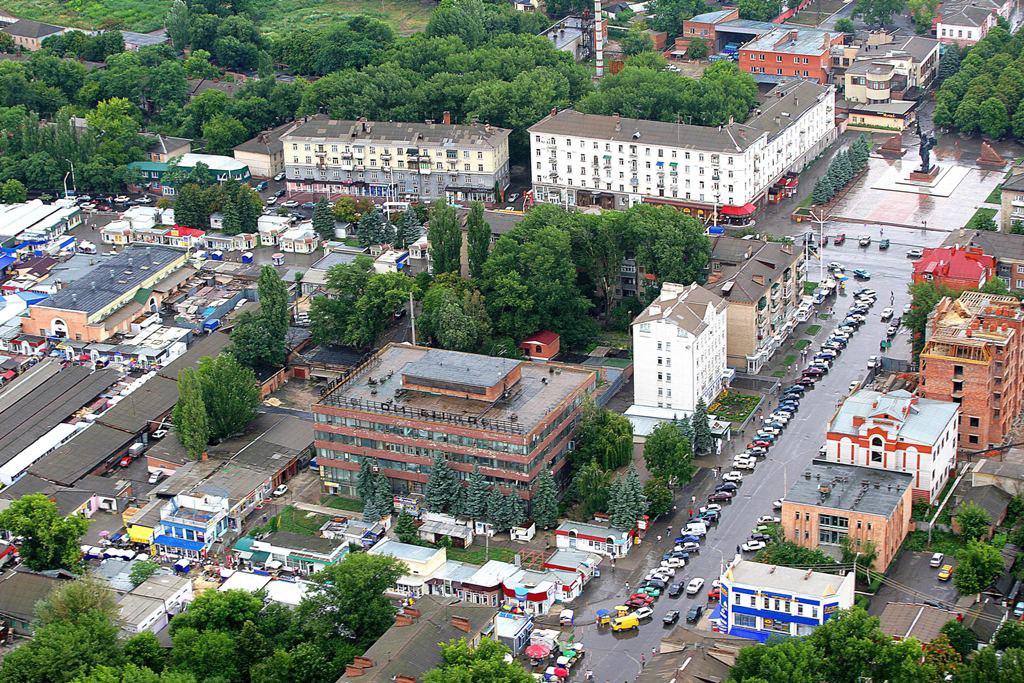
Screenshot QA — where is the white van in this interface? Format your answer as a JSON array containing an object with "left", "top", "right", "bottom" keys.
[{"left": 685, "top": 521, "right": 708, "bottom": 537}]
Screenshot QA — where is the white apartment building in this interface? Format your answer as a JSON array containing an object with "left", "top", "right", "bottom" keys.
[
  {"left": 631, "top": 282, "right": 729, "bottom": 415},
  {"left": 825, "top": 389, "right": 959, "bottom": 503},
  {"left": 937, "top": 0, "right": 1014, "bottom": 46},
  {"left": 282, "top": 115, "right": 511, "bottom": 204},
  {"left": 527, "top": 80, "right": 835, "bottom": 219}
]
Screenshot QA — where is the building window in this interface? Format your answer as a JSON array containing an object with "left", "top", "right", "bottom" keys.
[
  {"left": 968, "top": 435, "right": 979, "bottom": 444},
  {"left": 969, "top": 416, "right": 980, "bottom": 428},
  {"left": 870, "top": 436, "right": 884, "bottom": 464}
]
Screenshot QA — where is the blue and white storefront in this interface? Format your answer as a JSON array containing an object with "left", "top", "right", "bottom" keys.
[{"left": 714, "top": 557, "right": 855, "bottom": 642}]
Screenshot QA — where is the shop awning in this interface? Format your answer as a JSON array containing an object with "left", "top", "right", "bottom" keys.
[
  {"left": 721, "top": 203, "right": 756, "bottom": 216},
  {"left": 155, "top": 535, "right": 205, "bottom": 552}
]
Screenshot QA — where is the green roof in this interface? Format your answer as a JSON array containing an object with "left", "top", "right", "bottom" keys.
[
  {"left": 128, "top": 161, "right": 168, "bottom": 172},
  {"left": 133, "top": 287, "right": 154, "bottom": 305}
]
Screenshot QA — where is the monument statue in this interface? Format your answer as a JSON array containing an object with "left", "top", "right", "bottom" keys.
[{"left": 915, "top": 120, "right": 937, "bottom": 173}]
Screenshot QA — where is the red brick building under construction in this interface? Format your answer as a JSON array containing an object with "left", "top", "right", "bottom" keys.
[{"left": 312, "top": 343, "right": 595, "bottom": 501}]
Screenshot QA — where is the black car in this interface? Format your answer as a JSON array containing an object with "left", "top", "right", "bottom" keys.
[
  {"left": 663, "top": 610, "right": 681, "bottom": 625},
  {"left": 668, "top": 582, "right": 684, "bottom": 598},
  {"left": 784, "top": 384, "right": 807, "bottom": 394},
  {"left": 750, "top": 533, "right": 772, "bottom": 542},
  {"left": 715, "top": 482, "right": 738, "bottom": 492},
  {"left": 709, "top": 491, "right": 735, "bottom": 502},
  {"left": 645, "top": 578, "right": 668, "bottom": 590},
  {"left": 275, "top": 189, "right": 286, "bottom": 197},
  {"left": 686, "top": 605, "right": 704, "bottom": 623}
]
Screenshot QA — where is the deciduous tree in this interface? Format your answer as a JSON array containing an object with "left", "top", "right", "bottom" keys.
[
  {"left": 428, "top": 200, "right": 461, "bottom": 275},
  {"left": 424, "top": 637, "right": 532, "bottom": 682},
  {"left": 643, "top": 477, "right": 673, "bottom": 517},
  {"left": 173, "top": 368, "right": 210, "bottom": 459},
  {"left": 954, "top": 540, "right": 1004, "bottom": 595},
  {"left": 194, "top": 353, "right": 259, "bottom": 442},
  {"left": 954, "top": 501, "right": 993, "bottom": 541},
  {"left": 574, "top": 403, "right": 633, "bottom": 470},
  {"left": 129, "top": 560, "right": 161, "bottom": 588},
  {"left": 466, "top": 202, "right": 490, "bottom": 279},
  {"left": 643, "top": 422, "right": 695, "bottom": 485},
  {"left": 0, "top": 494, "right": 89, "bottom": 573}
]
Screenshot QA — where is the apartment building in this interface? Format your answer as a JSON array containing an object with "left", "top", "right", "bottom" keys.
[
  {"left": 941, "top": 230, "right": 1024, "bottom": 290},
  {"left": 1000, "top": 173, "right": 1024, "bottom": 232},
  {"left": 717, "top": 558, "right": 855, "bottom": 641},
  {"left": 528, "top": 80, "right": 835, "bottom": 220},
  {"left": 739, "top": 26, "right": 844, "bottom": 84},
  {"left": 705, "top": 236, "right": 805, "bottom": 373},
  {"left": 781, "top": 460, "right": 914, "bottom": 571},
  {"left": 282, "top": 115, "right": 511, "bottom": 204},
  {"left": 128, "top": 154, "right": 251, "bottom": 196},
  {"left": 676, "top": 8, "right": 739, "bottom": 51},
  {"left": 825, "top": 389, "right": 959, "bottom": 502},
  {"left": 233, "top": 121, "right": 296, "bottom": 179},
  {"left": 631, "top": 282, "right": 729, "bottom": 415},
  {"left": 837, "top": 33, "right": 939, "bottom": 95},
  {"left": 0, "top": 19, "right": 63, "bottom": 51},
  {"left": 912, "top": 245, "right": 995, "bottom": 291},
  {"left": 937, "top": 0, "right": 1013, "bottom": 46},
  {"left": 919, "top": 292, "right": 1024, "bottom": 450},
  {"left": 312, "top": 344, "right": 595, "bottom": 500}
]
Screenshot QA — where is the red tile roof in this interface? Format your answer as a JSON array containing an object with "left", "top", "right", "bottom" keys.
[
  {"left": 912, "top": 246, "right": 994, "bottom": 284},
  {"left": 521, "top": 330, "right": 559, "bottom": 346}
]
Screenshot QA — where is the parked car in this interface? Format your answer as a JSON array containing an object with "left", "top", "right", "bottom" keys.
[
  {"left": 272, "top": 484, "right": 289, "bottom": 497},
  {"left": 626, "top": 596, "right": 650, "bottom": 609},
  {"left": 772, "top": 498, "right": 785, "bottom": 509},
  {"left": 147, "top": 470, "right": 164, "bottom": 485},
  {"left": 750, "top": 533, "right": 773, "bottom": 543},
  {"left": 879, "top": 238, "right": 890, "bottom": 250},
  {"left": 275, "top": 189, "right": 286, "bottom": 197},
  {"left": 301, "top": 201, "right": 316, "bottom": 209},
  {"left": 709, "top": 491, "right": 735, "bottom": 502},
  {"left": 887, "top": 325, "right": 899, "bottom": 338},
  {"left": 707, "top": 587, "right": 721, "bottom": 601},
  {"left": 119, "top": 455, "right": 133, "bottom": 468},
  {"left": 907, "top": 248, "right": 924, "bottom": 258},
  {"left": 802, "top": 367, "right": 825, "bottom": 379},
  {"left": 266, "top": 196, "right": 278, "bottom": 205},
  {"left": 930, "top": 552, "right": 944, "bottom": 568},
  {"left": 699, "top": 504, "right": 722, "bottom": 513},
  {"left": 867, "top": 355, "right": 879, "bottom": 369},
  {"left": 1014, "top": 602, "right": 1024, "bottom": 618},
  {"left": 634, "top": 607, "right": 654, "bottom": 620},
  {"left": 273, "top": 172, "right": 286, "bottom": 181},
  {"left": 834, "top": 233, "right": 846, "bottom": 245},
  {"left": 722, "top": 471, "right": 744, "bottom": 482},
  {"left": 675, "top": 534, "right": 701, "bottom": 545},
  {"left": 795, "top": 377, "right": 816, "bottom": 387},
  {"left": 281, "top": 200, "right": 299, "bottom": 208},
  {"left": 938, "top": 564, "right": 954, "bottom": 581},
  {"left": 858, "top": 235, "right": 872, "bottom": 247},
  {"left": 686, "top": 605, "right": 704, "bottom": 623},
  {"left": 686, "top": 578, "right": 705, "bottom": 595},
  {"left": 757, "top": 515, "right": 780, "bottom": 524},
  {"left": 679, "top": 541, "right": 701, "bottom": 553},
  {"left": 741, "top": 540, "right": 767, "bottom": 552},
  {"left": 881, "top": 307, "right": 894, "bottom": 321},
  {"left": 152, "top": 429, "right": 168, "bottom": 439},
  {"left": 663, "top": 610, "right": 680, "bottom": 625}
]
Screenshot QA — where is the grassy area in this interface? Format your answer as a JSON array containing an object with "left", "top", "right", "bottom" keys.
[
  {"left": 802, "top": 281, "right": 818, "bottom": 295},
  {"left": 709, "top": 390, "right": 760, "bottom": 422},
  {"left": 967, "top": 206, "right": 998, "bottom": 228},
  {"left": 253, "top": 506, "right": 332, "bottom": 536},
  {"left": 902, "top": 530, "right": 966, "bottom": 556},
  {"left": 1, "top": 0, "right": 433, "bottom": 34},
  {"left": 805, "top": 324, "right": 822, "bottom": 335},
  {"left": 787, "top": 0, "right": 848, "bottom": 26},
  {"left": 442, "top": 545, "right": 517, "bottom": 564},
  {"left": 782, "top": 354, "right": 796, "bottom": 367},
  {"left": 986, "top": 185, "right": 1003, "bottom": 204},
  {"left": 771, "top": 370, "right": 786, "bottom": 378},
  {"left": 794, "top": 339, "right": 811, "bottom": 350},
  {"left": 797, "top": 194, "right": 815, "bottom": 209},
  {"left": 320, "top": 495, "right": 363, "bottom": 513},
  {"left": 601, "top": 357, "right": 632, "bottom": 368}
]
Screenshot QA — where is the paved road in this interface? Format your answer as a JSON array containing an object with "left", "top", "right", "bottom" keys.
[{"left": 580, "top": 242, "right": 933, "bottom": 681}]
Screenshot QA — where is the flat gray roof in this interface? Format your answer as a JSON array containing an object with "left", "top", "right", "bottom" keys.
[
  {"left": 41, "top": 246, "right": 185, "bottom": 315},
  {"left": 403, "top": 348, "right": 520, "bottom": 391},
  {"left": 727, "top": 559, "right": 851, "bottom": 597},
  {"left": 830, "top": 389, "right": 958, "bottom": 446},
  {"left": 368, "top": 539, "right": 443, "bottom": 563},
  {"left": 785, "top": 460, "right": 913, "bottom": 517},
  {"left": 283, "top": 117, "right": 510, "bottom": 149}
]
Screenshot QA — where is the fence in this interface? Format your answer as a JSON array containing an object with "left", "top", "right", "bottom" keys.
[{"left": 879, "top": 357, "right": 919, "bottom": 374}]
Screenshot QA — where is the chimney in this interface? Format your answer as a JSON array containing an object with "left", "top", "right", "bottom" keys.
[
  {"left": 443, "top": 110, "right": 451, "bottom": 125},
  {"left": 404, "top": 607, "right": 421, "bottom": 619},
  {"left": 614, "top": 112, "right": 621, "bottom": 131},
  {"left": 550, "top": 107, "right": 557, "bottom": 117},
  {"left": 451, "top": 615, "right": 473, "bottom": 633},
  {"left": 394, "top": 613, "right": 414, "bottom": 627}
]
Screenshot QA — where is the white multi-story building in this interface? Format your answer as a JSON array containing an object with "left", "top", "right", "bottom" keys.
[
  {"left": 527, "top": 80, "right": 835, "bottom": 220},
  {"left": 936, "top": 0, "right": 1015, "bottom": 46},
  {"left": 631, "top": 282, "right": 729, "bottom": 415},
  {"left": 282, "top": 115, "right": 511, "bottom": 204},
  {"left": 717, "top": 558, "right": 855, "bottom": 641},
  {"left": 824, "top": 389, "right": 959, "bottom": 503}
]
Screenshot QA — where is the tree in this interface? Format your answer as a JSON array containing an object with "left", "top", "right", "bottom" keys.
[
  {"left": 568, "top": 459, "right": 612, "bottom": 519},
  {"left": 424, "top": 454, "right": 464, "bottom": 515},
  {"left": 908, "top": 0, "right": 940, "bottom": 34},
  {"left": 123, "top": 631, "right": 167, "bottom": 673},
  {"left": 854, "top": 0, "right": 907, "bottom": 26},
  {"left": 731, "top": 636, "right": 822, "bottom": 682},
  {"left": 184, "top": 49, "right": 219, "bottom": 79},
  {"left": 0, "top": 610, "right": 122, "bottom": 683},
  {"left": 165, "top": 0, "right": 190, "bottom": 52},
  {"left": 0, "top": 494, "right": 89, "bottom": 573},
  {"left": 428, "top": 200, "right": 461, "bottom": 275},
  {"left": 938, "top": 44, "right": 961, "bottom": 83},
  {"left": 203, "top": 114, "right": 248, "bottom": 155},
  {"left": 357, "top": 206, "right": 390, "bottom": 248},
  {"left": 978, "top": 96, "right": 1010, "bottom": 139},
  {"left": 755, "top": 539, "right": 838, "bottom": 568},
  {"left": 169, "top": 589, "right": 265, "bottom": 636},
  {"left": 129, "top": 559, "right": 161, "bottom": 588},
  {"left": 954, "top": 540, "right": 1004, "bottom": 595},
  {"left": 392, "top": 207, "right": 421, "bottom": 249},
  {"left": 609, "top": 464, "right": 647, "bottom": 530},
  {"left": 807, "top": 607, "right": 925, "bottom": 683},
  {"left": 840, "top": 536, "right": 878, "bottom": 578},
  {"left": 257, "top": 265, "right": 289, "bottom": 349},
  {"left": 954, "top": 501, "right": 993, "bottom": 541},
  {"left": 356, "top": 460, "right": 376, "bottom": 505},
  {"left": 229, "top": 311, "right": 279, "bottom": 371},
  {"left": 643, "top": 477, "right": 674, "bottom": 517},
  {"left": 621, "top": 25, "right": 653, "bottom": 56},
  {"left": 487, "top": 490, "right": 525, "bottom": 532},
  {"left": 691, "top": 398, "right": 714, "bottom": 455},
  {"left": 311, "top": 198, "right": 335, "bottom": 241},
  {"left": 649, "top": 0, "right": 709, "bottom": 38},
  {"left": 906, "top": 281, "right": 954, "bottom": 360},
  {"left": 940, "top": 619, "right": 979, "bottom": 660},
  {"left": 466, "top": 202, "right": 490, "bottom": 279},
  {"left": 85, "top": 98, "right": 144, "bottom": 167},
  {"left": 464, "top": 465, "right": 490, "bottom": 521},
  {"left": 574, "top": 403, "right": 633, "bottom": 470},
  {"left": 994, "top": 620, "right": 1024, "bottom": 650},
  {"left": 738, "top": 0, "right": 782, "bottom": 21},
  {"left": 35, "top": 575, "right": 119, "bottom": 627},
  {"left": 834, "top": 18, "right": 856, "bottom": 34},
  {"left": 687, "top": 37, "right": 709, "bottom": 60},
  {"left": 194, "top": 353, "right": 259, "bottom": 441},
  {"left": 394, "top": 510, "right": 419, "bottom": 544},
  {"left": 170, "top": 627, "right": 239, "bottom": 682},
  {"left": 362, "top": 470, "right": 393, "bottom": 523},
  {"left": 0, "top": 179, "right": 27, "bottom": 203},
  {"left": 644, "top": 422, "right": 695, "bottom": 485},
  {"left": 812, "top": 175, "right": 835, "bottom": 205},
  {"left": 531, "top": 467, "right": 559, "bottom": 529},
  {"left": 424, "top": 637, "right": 532, "bottom": 682},
  {"left": 172, "top": 368, "right": 210, "bottom": 459},
  {"left": 627, "top": 204, "right": 711, "bottom": 294}
]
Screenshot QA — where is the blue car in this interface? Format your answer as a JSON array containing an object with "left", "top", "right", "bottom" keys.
[{"left": 674, "top": 534, "right": 701, "bottom": 545}]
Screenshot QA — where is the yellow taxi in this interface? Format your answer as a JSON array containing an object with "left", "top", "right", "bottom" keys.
[{"left": 938, "top": 564, "right": 953, "bottom": 581}]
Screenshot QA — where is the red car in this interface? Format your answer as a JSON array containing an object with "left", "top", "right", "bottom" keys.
[
  {"left": 834, "top": 233, "right": 846, "bottom": 245},
  {"left": 119, "top": 455, "right": 133, "bottom": 468},
  {"left": 748, "top": 440, "right": 771, "bottom": 449},
  {"left": 708, "top": 588, "right": 721, "bottom": 601},
  {"left": 708, "top": 491, "right": 735, "bottom": 503},
  {"left": 626, "top": 595, "right": 654, "bottom": 608}
]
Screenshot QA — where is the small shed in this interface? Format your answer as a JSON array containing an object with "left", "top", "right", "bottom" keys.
[{"left": 518, "top": 331, "right": 560, "bottom": 360}]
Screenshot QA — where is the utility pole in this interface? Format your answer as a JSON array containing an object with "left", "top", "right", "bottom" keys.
[
  {"left": 409, "top": 290, "right": 417, "bottom": 345},
  {"left": 808, "top": 207, "right": 831, "bottom": 286}
]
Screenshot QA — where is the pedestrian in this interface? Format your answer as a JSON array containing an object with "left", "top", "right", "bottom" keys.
[
  {"left": 640, "top": 654, "right": 645, "bottom": 668},
  {"left": 625, "top": 581, "right": 629, "bottom": 591},
  {"left": 691, "top": 495, "right": 696, "bottom": 505},
  {"left": 736, "top": 544, "right": 741, "bottom": 554},
  {"left": 651, "top": 647, "right": 656, "bottom": 657},
  {"left": 688, "top": 508, "right": 693, "bottom": 517}
]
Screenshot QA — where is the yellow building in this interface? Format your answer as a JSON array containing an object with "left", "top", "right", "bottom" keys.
[{"left": 367, "top": 539, "right": 447, "bottom": 597}]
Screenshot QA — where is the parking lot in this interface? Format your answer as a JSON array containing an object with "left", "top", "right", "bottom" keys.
[{"left": 868, "top": 551, "right": 960, "bottom": 615}]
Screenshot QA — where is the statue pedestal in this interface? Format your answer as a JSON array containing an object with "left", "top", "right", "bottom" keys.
[{"left": 909, "top": 165, "right": 940, "bottom": 183}]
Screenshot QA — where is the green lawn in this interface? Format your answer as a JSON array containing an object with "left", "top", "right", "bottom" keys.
[
  {"left": 802, "top": 281, "right": 818, "bottom": 295},
  {"left": 442, "top": 545, "right": 516, "bottom": 564},
  {"left": 253, "top": 506, "right": 332, "bottom": 536},
  {"left": 320, "top": 495, "right": 363, "bottom": 513},
  {"left": 771, "top": 370, "right": 786, "bottom": 378},
  {"left": 902, "top": 530, "right": 966, "bottom": 556},
  {"left": 2, "top": 0, "right": 433, "bottom": 34},
  {"left": 782, "top": 354, "right": 796, "bottom": 367},
  {"left": 797, "top": 194, "right": 815, "bottom": 209},
  {"left": 794, "top": 339, "right": 811, "bottom": 350},
  {"left": 709, "top": 391, "right": 760, "bottom": 422},
  {"left": 805, "top": 324, "right": 822, "bottom": 335},
  {"left": 986, "top": 186, "right": 1003, "bottom": 204}
]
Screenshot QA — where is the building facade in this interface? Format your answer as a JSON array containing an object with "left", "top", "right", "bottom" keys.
[
  {"left": 0, "top": 19, "right": 63, "bottom": 51},
  {"left": 912, "top": 245, "right": 995, "bottom": 291},
  {"left": 1001, "top": 172, "right": 1024, "bottom": 232},
  {"left": 282, "top": 115, "right": 511, "bottom": 204},
  {"left": 936, "top": 0, "right": 1012, "bottom": 46},
  {"left": 312, "top": 344, "right": 595, "bottom": 500},
  {"left": 781, "top": 460, "right": 914, "bottom": 571},
  {"left": 233, "top": 121, "right": 296, "bottom": 178},
  {"left": 717, "top": 558, "right": 855, "bottom": 641},
  {"left": 738, "top": 27, "right": 844, "bottom": 84},
  {"left": 632, "top": 282, "right": 728, "bottom": 414},
  {"left": 527, "top": 80, "right": 835, "bottom": 219},
  {"left": 706, "top": 236, "right": 806, "bottom": 373},
  {"left": 554, "top": 520, "right": 633, "bottom": 559},
  {"left": 128, "top": 153, "right": 252, "bottom": 196},
  {"left": 920, "top": 291, "right": 1024, "bottom": 450},
  {"left": 825, "top": 389, "right": 959, "bottom": 502}
]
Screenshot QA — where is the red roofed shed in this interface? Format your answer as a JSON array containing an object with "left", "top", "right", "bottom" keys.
[{"left": 519, "top": 331, "right": 560, "bottom": 360}]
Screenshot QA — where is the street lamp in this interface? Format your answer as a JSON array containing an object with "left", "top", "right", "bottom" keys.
[
  {"left": 808, "top": 206, "right": 831, "bottom": 287},
  {"left": 63, "top": 159, "right": 76, "bottom": 197}
]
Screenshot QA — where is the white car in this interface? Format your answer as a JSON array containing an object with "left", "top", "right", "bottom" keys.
[
  {"left": 867, "top": 355, "right": 879, "bottom": 369},
  {"left": 699, "top": 504, "right": 722, "bottom": 514},
  {"left": 733, "top": 454, "right": 756, "bottom": 465},
  {"left": 759, "top": 426, "right": 781, "bottom": 436},
  {"left": 634, "top": 606, "right": 654, "bottom": 620},
  {"left": 741, "top": 540, "right": 767, "bottom": 552},
  {"left": 849, "top": 380, "right": 861, "bottom": 393},
  {"left": 281, "top": 200, "right": 299, "bottom": 208},
  {"left": 662, "top": 557, "right": 686, "bottom": 569},
  {"left": 113, "top": 195, "right": 130, "bottom": 203},
  {"left": 135, "top": 195, "right": 153, "bottom": 204},
  {"left": 655, "top": 566, "right": 677, "bottom": 577},
  {"left": 686, "top": 578, "right": 705, "bottom": 595},
  {"left": 273, "top": 172, "right": 286, "bottom": 182},
  {"left": 880, "top": 307, "right": 894, "bottom": 321},
  {"left": 827, "top": 262, "right": 843, "bottom": 272},
  {"left": 722, "top": 471, "right": 744, "bottom": 482},
  {"left": 757, "top": 515, "right": 781, "bottom": 524},
  {"left": 929, "top": 552, "right": 944, "bottom": 568},
  {"left": 734, "top": 459, "right": 756, "bottom": 471},
  {"left": 772, "top": 498, "right": 784, "bottom": 510},
  {"left": 903, "top": 303, "right": 912, "bottom": 314},
  {"left": 907, "top": 248, "right": 924, "bottom": 258},
  {"left": 147, "top": 470, "right": 164, "bottom": 485},
  {"left": 266, "top": 196, "right": 278, "bottom": 205},
  {"left": 767, "top": 413, "right": 790, "bottom": 425},
  {"left": 152, "top": 429, "right": 168, "bottom": 440},
  {"left": 272, "top": 484, "right": 288, "bottom": 497}
]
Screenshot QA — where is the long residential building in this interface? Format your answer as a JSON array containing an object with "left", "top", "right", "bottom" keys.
[
  {"left": 312, "top": 344, "right": 595, "bottom": 500},
  {"left": 282, "top": 115, "right": 511, "bottom": 204},
  {"left": 920, "top": 291, "right": 1024, "bottom": 450},
  {"left": 527, "top": 79, "right": 835, "bottom": 220}
]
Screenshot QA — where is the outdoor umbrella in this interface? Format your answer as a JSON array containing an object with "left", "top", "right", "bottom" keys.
[{"left": 524, "top": 644, "right": 551, "bottom": 659}]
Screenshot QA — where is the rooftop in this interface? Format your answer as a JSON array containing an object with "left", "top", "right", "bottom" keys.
[
  {"left": 913, "top": 246, "right": 994, "bottom": 283},
  {"left": 632, "top": 282, "right": 727, "bottom": 336},
  {"left": 785, "top": 459, "right": 913, "bottom": 516},
  {"left": 120, "top": 31, "right": 169, "bottom": 47},
  {"left": 1002, "top": 172, "right": 1024, "bottom": 193},
  {"left": 974, "top": 447, "right": 1024, "bottom": 481},
  {"left": 117, "top": 593, "right": 164, "bottom": 626},
  {"left": 829, "top": 389, "right": 958, "bottom": 446},
  {"left": 0, "top": 571, "right": 63, "bottom": 623},
  {"left": 38, "top": 245, "right": 185, "bottom": 315},
  {"left": 941, "top": 229, "right": 1024, "bottom": 263},
  {"left": 878, "top": 602, "right": 959, "bottom": 642},
  {"left": 233, "top": 120, "right": 299, "bottom": 155},
  {"left": 317, "top": 344, "right": 594, "bottom": 437},
  {"left": 724, "top": 559, "right": 852, "bottom": 597},
  {"left": 283, "top": 117, "right": 510, "bottom": 149},
  {"left": 688, "top": 9, "right": 736, "bottom": 23},
  {"left": 742, "top": 26, "right": 840, "bottom": 56},
  {"left": 177, "top": 153, "right": 249, "bottom": 172},
  {"left": 1, "top": 19, "right": 63, "bottom": 39},
  {"left": 367, "top": 538, "right": 444, "bottom": 564},
  {"left": 260, "top": 531, "right": 345, "bottom": 555},
  {"left": 708, "top": 236, "right": 802, "bottom": 303}
]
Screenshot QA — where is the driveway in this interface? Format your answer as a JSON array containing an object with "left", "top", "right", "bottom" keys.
[{"left": 868, "top": 551, "right": 959, "bottom": 616}]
